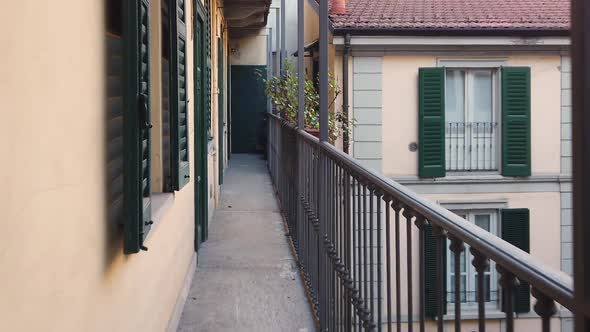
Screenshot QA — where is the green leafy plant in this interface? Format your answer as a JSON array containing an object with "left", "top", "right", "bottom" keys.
[{"left": 261, "top": 60, "right": 352, "bottom": 143}]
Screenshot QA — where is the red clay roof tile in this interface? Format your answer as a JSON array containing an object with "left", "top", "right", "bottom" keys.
[{"left": 329, "top": 0, "right": 570, "bottom": 32}]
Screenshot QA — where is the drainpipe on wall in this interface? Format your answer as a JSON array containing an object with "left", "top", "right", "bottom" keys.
[{"left": 342, "top": 33, "right": 351, "bottom": 154}]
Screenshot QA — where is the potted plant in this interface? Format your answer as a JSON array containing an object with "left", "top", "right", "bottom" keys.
[{"left": 262, "top": 61, "right": 351, "bottom": 144}]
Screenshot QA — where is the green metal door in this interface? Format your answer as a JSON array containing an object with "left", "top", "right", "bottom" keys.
[
  {"left": 230, "top": 65, "right": 268, "bottom": 153},
  {"left": 193, "top": 2, "right": 208, "bottom": 251}
]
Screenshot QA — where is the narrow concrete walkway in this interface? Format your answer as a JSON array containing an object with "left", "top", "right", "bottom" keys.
[{"left": 178, "top": 154, "right": 316, "bottom": 332}]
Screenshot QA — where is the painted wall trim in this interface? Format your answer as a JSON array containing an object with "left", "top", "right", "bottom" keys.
[
  {"left": 559, "top": 52, "right": 574, "bottom": 277},
  {"left": 341, "top": 49, "right": 570, "bottom": 58},
  {"left": 333, "top": 36, "right": 571, "bottom": 46},
  {"left": 438, "top": 199, "right": 509, "bottom": 210},
  {"left": 352, "top": 57, "right": 383, "bottom": 171},
  {"left": 395, "top": 175, "right": 572, "bottom": 194},
  {"left": 166, "top": 253, "right": 197, "bottom": 332},
  {"left": 437, "top": 57, "right": 508, "bottom": 67}
]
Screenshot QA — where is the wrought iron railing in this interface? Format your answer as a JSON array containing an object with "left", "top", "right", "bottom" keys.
[
  {"left": 268, "top": 114, "right": 572, "bottom": 332},
  {"left": 446, "top": 122, "right": 498, "bottom": 172}
]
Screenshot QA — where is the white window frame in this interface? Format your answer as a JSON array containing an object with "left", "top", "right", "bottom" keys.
[
  {"left": 444, "top": 209, "right": 502, "bottom": 314},
  {"left": 437, "top": 198, "right": 508, "bottom": 319},
  {"left": 438, "top": 58, "right": 506, "bottom": 174}
]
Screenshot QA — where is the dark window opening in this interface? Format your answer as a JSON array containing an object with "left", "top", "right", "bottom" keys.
[{"left": 106, "top": 0, "right": 123, "bottom": 36}]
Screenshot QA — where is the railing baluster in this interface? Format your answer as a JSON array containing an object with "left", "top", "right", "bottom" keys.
[
  {"left": 345, "top": 168, "right": 352, "bottom": 330},
  {"left": 469, "top": 122, "right": 473, "bottom": 171},
  {"left": 482, "top": 122, "right": 486, "bottom": 171},
  {"left": 498, "top": 266, "right": 517, "bottom": 332},
  {"left": 432, "top": 225, "right": 446, "bottom": 332},
  {"left": 392, "top": 202, "right": 402, "bottom": 332},
  {"left": 532, "top": 288, "right": 557, "bottom": 332},
  {"left": 462, "top": 123, "right": 466, "bottom": 171},
  {"left": 330, "top": 159, "right": 336, "bottom": 331},
  {"left": 339, "top": 164, "right": 344, "bottom": 331},
  {"left": 477, "top": 122, "right": 481, "bottom": 171},
  {"left": 357, "top": 179, "right": 364, "bottom": 331},
  {"left": 403, "top": 208, "right": 414, "bottom": 332},
  {"left": 320, "top": 152, "right": 326, "bottom": 331},
  {"left": 376, "top": 191, "right": 383, "bottom": 332},
  {"left": 352, "top": 176, "right": 358, "bottom": 331},
  {"left": 455, "top": 123, "right": 459, "bottom": 170},
  {"left": 369, "top": 186, "right": 375, "bottom": 328},
  {"left": 471, "top": 248, "right": 489, "bottom": 332},
  {"left": 447, "top": 123, "right": 452, "bottom": 171},
  {"left": 384, "top": 196, "right": 392, "bottom": 332},
  {"left": 449, "top": 235, "right": 465, "bottom": 332},
  {"left": 362, "top": 182, "right": 369, "bottom": 330},
  {"left": 414, "top": 217, "right": 426, "bottom": 332},
  {"left": 337, "top": 163, "right": 341, "bottom": 331},
  {"left": 331, "top": 159, "right": 336, "bottom": 332},
  {"left": 339, "top": 165, "right": 344, "bottom": 331}
]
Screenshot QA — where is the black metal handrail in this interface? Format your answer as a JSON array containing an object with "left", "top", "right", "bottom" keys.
[
  {"left": 318, "top": 135, "right": 573, "bottom": 308},
  {"left": 268, "top": 113, "right": 571, "bottom": 332}
]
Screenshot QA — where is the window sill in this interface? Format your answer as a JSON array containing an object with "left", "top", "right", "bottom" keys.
[
  {"left": 442, "top": 310, "right": 564, "bottom": 321},
  {"left": 144, "top": 192, "right": 175, "bottom": 243},
  {"left": 445, "top": 171, "right": 501, "bottom": 178},
  {"left": 152, "top": 192, "right": 175, "bottom": 222},
  {"left": 443, "top": 309, "right": 505, "bottom": 321},
  {"left": 393, "top": 174, "right": 568, "bottom": 184}
]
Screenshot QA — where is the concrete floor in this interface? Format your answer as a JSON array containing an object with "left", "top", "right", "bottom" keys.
[{"left": 177, "top": 154, "right": 316, "bottom": 332}]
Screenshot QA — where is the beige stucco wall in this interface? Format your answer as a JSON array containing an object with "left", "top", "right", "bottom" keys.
[
  {"left": 304, "top": 0, "right": 319, "bottom": 45},
  {"left": 230, "top": 34, "right": 269, "bottom": 66},
  {"left": 380, "top": 54, "right": 562, "bottom": 177},
  {"left": 0, "top": 1, "right": 200, "bottom": 331}
]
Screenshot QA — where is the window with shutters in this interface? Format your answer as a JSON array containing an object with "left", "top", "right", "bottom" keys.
[
  {"left": 110, "top": 0, "right": 152, "bottom": 254},
  {"left": 445, "top": 69, "right": 500, "bottom": 172},
  {"left": 106, "top": 0, "right": 191, "bottom": 254},
  {"left": 427, "top": 206, "right": 532, "bottom": 316},
  {"left": 446, "top": 210, "right": 500, "bottom": 312},
  {"left": 169, "top": 0, "right": 191, "bottom": 190},
  {"left": 419, "top": 65, "right": 531, "bottom": 178}
]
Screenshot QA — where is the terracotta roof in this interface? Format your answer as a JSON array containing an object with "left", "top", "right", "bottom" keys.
[{"left": 329, "top": 0, "right": 570, "bottom": 33}]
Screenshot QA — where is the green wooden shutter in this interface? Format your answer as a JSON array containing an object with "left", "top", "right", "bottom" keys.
[
  {"left": 501, "top": 67, "right": 531, "bottom": 177},
  {"left": 205, "top": 0, "right": 213, "bottom": 140},
  {"left": 501, "top": 209, "right": 531, "bottom": 313},
  {"left": 419, "top": 67, "right": 446, "bottom": 178},
  {"left": 218, "top": 36, "right": 224, "bottom": 184},
  {"left": 170, "top": 0, "right": 190, "bottom": 190},
  {"left": 106, "top": 34, "right": 125, "bottom": 227},
  {"left": 424, "top": 223, "right": 447, "bottom": 318},
  {"left": 123, "top": 0, "right": 152, "bottom": 254}
]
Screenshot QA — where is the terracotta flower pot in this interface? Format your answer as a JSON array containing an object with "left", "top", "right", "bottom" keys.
[{"left": 305, "top": 128, "right": 320, "bottom": 138}]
